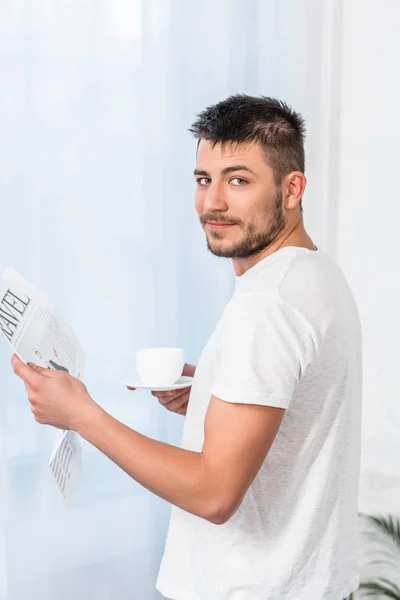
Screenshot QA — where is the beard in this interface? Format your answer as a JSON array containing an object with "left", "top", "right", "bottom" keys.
[{"left": 201, "top": 190, "right": 285, "bottom": 259}]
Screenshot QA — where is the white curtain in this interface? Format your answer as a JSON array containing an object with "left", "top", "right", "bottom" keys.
[{"left": 0, "top": 1, "right": 338, "bottom": 598}]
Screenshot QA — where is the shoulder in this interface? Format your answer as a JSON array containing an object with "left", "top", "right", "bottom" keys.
[
  {"left": 218, "top": 291, "right": 317, "bottom": 345},
  {"left": 221, "top": 250, "right": 345, "bottom": 346},
  {"left": 278, "top": 250, "right": 350, "bottom": 327}
]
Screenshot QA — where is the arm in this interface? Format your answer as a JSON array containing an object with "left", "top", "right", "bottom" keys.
[
  {"left": 78, "top": 404, "right": 214, "bottom": 521},
  {"left": 77, "top": 394, "right": 285, "bottom": 525},
  {"left": 12, "top": 292, "right": 310, "bottom": 524},
  {"left": 13, "top": 355, "right": 285, "bottom": 525}
]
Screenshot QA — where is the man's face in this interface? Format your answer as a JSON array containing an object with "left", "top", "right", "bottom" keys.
[{"left": 194, "top": 140, "right": 285, "bottom": 258}]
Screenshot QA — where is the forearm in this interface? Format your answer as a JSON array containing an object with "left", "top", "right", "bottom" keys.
[{"left": 78, "top": 405, "right": 219, "bottom": 522}]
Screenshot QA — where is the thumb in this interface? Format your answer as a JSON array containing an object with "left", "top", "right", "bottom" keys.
[{"left": 27, "top": 362, "right": 49, "bottom": 375}]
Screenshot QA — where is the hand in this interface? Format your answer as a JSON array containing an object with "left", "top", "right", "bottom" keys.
[
  {"left": 11, "top": 353, "right": 99, "bottom": 431},
  {"left": 126, "top": 363, "right": 196, "bottom": 416}
]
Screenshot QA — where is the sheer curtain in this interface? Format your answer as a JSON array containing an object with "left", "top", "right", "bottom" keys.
[{"left": 0, "top": 1, "right": 340, "bottom": 598}]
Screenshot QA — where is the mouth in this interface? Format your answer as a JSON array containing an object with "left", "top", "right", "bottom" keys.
[{"left": 206, "top": 221, "right": 236, "bottom": 231}]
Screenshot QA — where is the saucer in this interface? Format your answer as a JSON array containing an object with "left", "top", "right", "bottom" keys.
[{"left": 122, "top": 375, "right": 194, "bottom": 391}]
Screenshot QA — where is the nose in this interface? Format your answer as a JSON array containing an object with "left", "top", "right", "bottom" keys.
[{"left": 203, "top": 182, "right": 229, "bottom": 213}]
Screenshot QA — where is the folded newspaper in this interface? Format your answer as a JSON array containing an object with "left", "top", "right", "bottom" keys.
[{"left": 0, "top": 266, "right": 85, "bottom": 508}]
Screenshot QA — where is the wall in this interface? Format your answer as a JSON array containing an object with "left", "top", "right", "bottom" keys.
[{"left": 337, "top": 0, "right": 400, "bottom": 516}]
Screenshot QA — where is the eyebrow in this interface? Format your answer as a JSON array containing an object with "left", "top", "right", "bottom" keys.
[{"left": 193, "top": 165, "right": 256, "bottom": 177}]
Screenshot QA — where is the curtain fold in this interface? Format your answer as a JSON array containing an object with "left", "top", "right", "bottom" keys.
[{"left": 0, "top": 1, "right": 338, "bottom": 598}]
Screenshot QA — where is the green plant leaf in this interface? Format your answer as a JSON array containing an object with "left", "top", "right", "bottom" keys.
[
  {"left": 368, "top": 554, "right": 400, "bottom": 569},
  {"left": 365, "top": 515, "right": 400, "bottom": 554},
  {"left": 359, "top": 576, "right": 400, "bottom": 599}
]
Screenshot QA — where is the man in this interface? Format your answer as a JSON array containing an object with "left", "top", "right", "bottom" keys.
[{"left": 12, "top": 95, "right": 362, "bottom": 600}]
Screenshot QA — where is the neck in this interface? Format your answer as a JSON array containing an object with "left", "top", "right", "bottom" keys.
[{"left": 232, "top": 218, "right": 316, "bottom": 277}]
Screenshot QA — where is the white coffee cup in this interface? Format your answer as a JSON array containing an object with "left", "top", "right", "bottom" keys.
[{"left": 136, "top": 347, "right": 184, "bottom": 386}]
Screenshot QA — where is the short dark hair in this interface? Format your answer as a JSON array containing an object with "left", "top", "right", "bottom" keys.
[{"left": 188, "top": 94, "right": 306, "bottom": 185}]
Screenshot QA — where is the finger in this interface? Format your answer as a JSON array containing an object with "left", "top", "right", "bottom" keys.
[
  {"left": 159, "top": 388, "right": 191, "bottom": 403},
  {"left": 164, "top": 398, "right": 189, "bottom": 413},
  {"left": 151, "top": 390, "right": 172, "bottom": 399},
  {"left": 11, "top": 354, "right": 40, "bottom": 386},
  {"left": 152, "top": 386, "right": 191, "bottom": 400},
  {"left": 126, "top": 386, "right": 136, "bottom": 391},
  {"left": 153, "top": 391, "right": 178, "bottom": 402},
  {"left": 158, "top": 396, "right": 173, "bottom": 406},
  {"left": 182, "top": 363, "right": 195, "bottom": 377},
  {"left": 159, "top": 391, "right": 189, "bottom": 407}
]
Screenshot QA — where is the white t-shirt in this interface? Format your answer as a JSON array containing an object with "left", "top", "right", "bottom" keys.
[{"left": 156, "top": 246, "right": 362, "bottom": 600}]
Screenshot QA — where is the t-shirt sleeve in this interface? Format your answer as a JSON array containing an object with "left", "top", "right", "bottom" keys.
[{"left": 211, "top": 293, "right": 318, "bottom": 409}]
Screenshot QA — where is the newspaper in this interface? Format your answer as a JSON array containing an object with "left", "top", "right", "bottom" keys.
[{"left": 0, "top": 266, "right": 85, "bottom": 507}]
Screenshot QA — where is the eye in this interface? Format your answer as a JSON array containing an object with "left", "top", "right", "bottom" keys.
[
  {"left": 230, "top": 177, "right": 248, "bottom": 186},
  {"left": 196, "top": 177, "right": 211, "bottom": 186}
]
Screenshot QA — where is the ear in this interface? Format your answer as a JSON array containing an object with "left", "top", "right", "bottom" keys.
[{"left": 283, "top": 172, "right": 306, "bottom": 210}]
